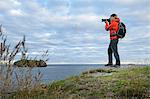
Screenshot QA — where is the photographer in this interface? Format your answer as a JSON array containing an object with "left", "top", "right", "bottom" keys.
[{"left": 104, "top": 14, "right": 120, "bottom": 67}]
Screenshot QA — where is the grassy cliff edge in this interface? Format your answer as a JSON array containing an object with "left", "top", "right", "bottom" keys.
[{"left": 9, "top": 66, "right": 150, "bottom": 99}]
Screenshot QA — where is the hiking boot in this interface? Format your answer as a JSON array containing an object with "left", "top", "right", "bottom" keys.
[{"left": 105, "top": 63, "right": 113, "bottom": 66}]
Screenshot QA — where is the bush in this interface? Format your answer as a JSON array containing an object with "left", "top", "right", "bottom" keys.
[{"left": 0, "top": 25, "right": 48, "bottom": 98}]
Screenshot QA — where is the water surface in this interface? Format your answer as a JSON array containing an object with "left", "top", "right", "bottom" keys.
[{"left": 31, "top": 64, "right": 105, "bottom": 83}]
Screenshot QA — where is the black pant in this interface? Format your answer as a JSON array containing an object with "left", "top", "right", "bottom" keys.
[{"left": 108, "top": 39, "right": 120, "bottom": 65}]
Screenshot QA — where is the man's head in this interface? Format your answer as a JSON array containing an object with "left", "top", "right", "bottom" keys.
[{"left": 110, "top": 14, "right": 118, "bottom": 21}]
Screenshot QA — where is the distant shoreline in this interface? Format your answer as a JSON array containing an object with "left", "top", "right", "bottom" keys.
[{"left": 45, "top": 63, "right": 148, "bottom": 66}]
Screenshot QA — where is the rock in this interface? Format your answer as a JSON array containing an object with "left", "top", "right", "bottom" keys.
[{"left": 14, "top": 59, "right": 47, "bottom": 67}]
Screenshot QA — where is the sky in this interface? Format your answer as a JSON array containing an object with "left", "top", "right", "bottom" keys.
[{"left": 0, "top": 0, "right": 150, "bottom": 64}]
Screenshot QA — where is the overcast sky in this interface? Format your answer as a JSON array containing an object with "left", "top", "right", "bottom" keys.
[{"left": 0, "top": 0, "right": 150, "bottom": 64}]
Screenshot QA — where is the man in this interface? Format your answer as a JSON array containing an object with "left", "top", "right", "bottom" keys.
[{"left": 105, "top": 14, "right": 120, "bottom": 67}]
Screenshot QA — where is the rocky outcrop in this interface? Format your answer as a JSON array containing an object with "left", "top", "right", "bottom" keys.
[{"left": 14, "top": 59, "right": 47, "bottom": 67}]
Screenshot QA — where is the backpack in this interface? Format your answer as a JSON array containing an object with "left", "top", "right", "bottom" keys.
[{"left": 117, "top": 22, "right": 126, "bottom": 38}]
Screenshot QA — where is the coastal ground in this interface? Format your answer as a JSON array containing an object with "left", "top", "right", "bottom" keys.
[{"left": 7, "top": 65, "right": 150, "bottom": 99}]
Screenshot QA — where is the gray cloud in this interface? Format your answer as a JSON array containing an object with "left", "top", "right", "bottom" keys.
[{"left": 0, "top": 0, "right": 149, "bottom": 63}]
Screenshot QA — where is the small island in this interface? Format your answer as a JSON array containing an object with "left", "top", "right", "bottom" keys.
[{"left": 14, "top": 59, "right": 47, "bottom": 67}]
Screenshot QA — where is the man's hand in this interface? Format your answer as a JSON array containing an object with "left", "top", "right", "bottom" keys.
[{"left": 105, "top": 21, "right": 109, "bottom": 24}]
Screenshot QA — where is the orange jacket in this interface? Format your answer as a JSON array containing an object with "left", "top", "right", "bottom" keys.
[{"left": 105, "top": 18, "right": 120, "bottom": 40}]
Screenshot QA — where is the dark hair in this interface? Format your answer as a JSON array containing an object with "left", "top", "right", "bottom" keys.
[{"left": 110, "top": 14, "right": 117, "bottom": 17}]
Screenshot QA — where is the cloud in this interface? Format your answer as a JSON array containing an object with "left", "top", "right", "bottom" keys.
[
  {"left": 113, "top": 0, "right": 148, "bottom": 5},
  {"left": 9, "top": 9, "right": 24, "bottom": 16},
  {"left": 0, "top": 0, "right": 149, "bottom": 63},
  {"left": 0, "top": 0, "right": 21, "bottom": 12},
  {"left": 10, "top": 0, "right": 21, "bottom": 6}
]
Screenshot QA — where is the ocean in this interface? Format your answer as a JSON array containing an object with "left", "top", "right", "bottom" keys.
[{"left": 31, "top": 64, "right": 105, "bottom": 83}]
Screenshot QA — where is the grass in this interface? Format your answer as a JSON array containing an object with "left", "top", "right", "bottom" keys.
[{"left": 8, "top": 66, "right": 150, "bottom": 99}]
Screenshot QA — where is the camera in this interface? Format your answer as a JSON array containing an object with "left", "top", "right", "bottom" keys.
[{"left": 102, "top": 19, "right": 110, "bottom": 23}]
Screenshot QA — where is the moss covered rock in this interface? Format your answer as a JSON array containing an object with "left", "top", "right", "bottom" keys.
[{"left": 14, "top": 59, "right": 47, "bottom": 67}]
